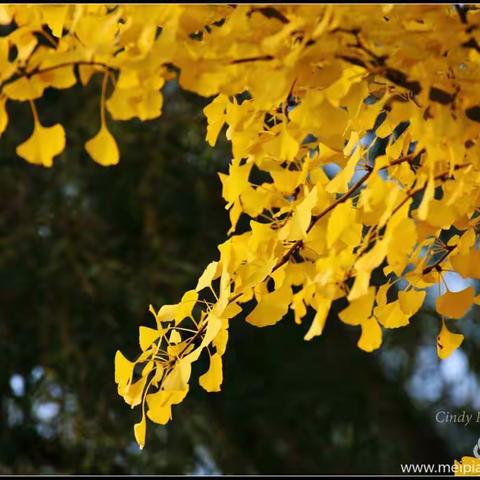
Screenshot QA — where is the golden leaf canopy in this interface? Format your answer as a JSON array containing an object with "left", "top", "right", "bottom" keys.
[{"left": 2, "top": 4, "right": 480, "bottom": 448}]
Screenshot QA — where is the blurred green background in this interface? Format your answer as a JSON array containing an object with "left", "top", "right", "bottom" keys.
[{"left": 1, "top": 77, "right": 480, "bottom": 475}]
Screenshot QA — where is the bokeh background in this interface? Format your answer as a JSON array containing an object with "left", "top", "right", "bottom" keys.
[{"left": 1, "top": 76, "right": 480, "bottom": 475}]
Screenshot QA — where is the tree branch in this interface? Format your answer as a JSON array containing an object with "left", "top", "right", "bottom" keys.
[
  {"left": 422, "top": 244, "right": 456, "bottom": 275},
  {"left": 272, "top": 166, "right": 374, "bottom": 274},
  {"left": 0, "top": 60, "right": 115, "bottom": 93},
  {"left": 231, "top": 55, "right": 274, "bottom": 65}
]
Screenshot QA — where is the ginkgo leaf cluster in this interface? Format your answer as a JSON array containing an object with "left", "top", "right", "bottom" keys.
[{"left": 2, "top": 4, "right": 480, "bottom": 449}]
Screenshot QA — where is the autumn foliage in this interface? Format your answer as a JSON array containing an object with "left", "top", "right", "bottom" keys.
[{"left": 2, "top": 4, "right": 480, "bottom": 453}]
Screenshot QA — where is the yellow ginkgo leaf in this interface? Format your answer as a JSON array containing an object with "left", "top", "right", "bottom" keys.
[
  {"left": 195, "top": 261, "right": 219, "bottom": 292},
  {"left": 4, "top": 76, "right": 45, "bottom": 101},
  {"left": 41, "top": 5, "right": 68, "bottom": 38},
  {"left": 16, "top": 122, "right": 66, "bottom": 167},
  {"left": 85, "top": 125, "right": 119, "bottom": 166},
  {"left": 437, "top": 322, "right": 464, "bottom": 359},
  {"left": 123, "top": 376, "right": 148, "bottom": 407},
  {"left": 146, "top": 389, "right": 187, "bottom": 425},
  {"left": 114, "top": 350, "right": 134, "bottom": 387},
  {"left": 245, "top": 284, "right": 291, "bottom": 327},
  {"left": 74, "top": 12, "right": 119, "bottom": 55},
  {"left": 279, "top": 127, "right": 299, "bottom": 161},
  {"left": 142, "top": 360, "right": 154, "bottom": 377},
  {"left": 134, "top": 415, "right": 146, "bottom": 450},
  {"left": 199, "top": 353, "right": 223, "bottom": 392},
  {"left": 436, "top": 287, "right": 474, "bottom": 319},
  {"left": 270, "top": 168, "right": 300, "bottom": 194},
  {"left": 0, "top": 95, "right": 8, "bottom": 136},
  {"left": 162, "top": 359, "right": 192, "bottom": 392},
  {"left": 222, "top": 301, "right": 242, "bottom": 321},
  {"left": 106, "top": 87, "right": 163, "bottom": 121},
  {"left": 37, "top": 65, "right": 76, "bottom": 91},
  {"left": 451, "top": 251, "right": 480, "bottom": 279},
  {"left": 219, "top": 160, "right": 252, "bottom": 204},
  {"left": 213, "top": 327, "right": 229, "bottom": 356},
  {"left": 139, "top": 326, "right": 160, "bottom": 351},
  {"left": 453, "top": 456, "right": 480, "bottom": 476},
  {"left": 339, "top": 287, "right": 375, "bottom": 326},
  {"left": 375, "top": 282, "right": 392, "bottom": 307},
  {"left": 327, "top": 200, "right": 356, "bottom": 248},
  {"left": 0, "top": 5, "right": 12, "bottom": 24},
  {"left": 417, "top": 173, "right": 435, "bottom": 221},
  {"left": 426, "top": 200, "right": 456, "bottom": 228},
  {"left": 292, "top": 291, "right": 307, "bottom": 325},
  {"left": 150, "top": 303, "right": 176, "bottom": 328},
  {"left": 147, "top": 403, "right": 171, "bottom": 425},
  {"left": 169, "top": 329, "right": 182, "bottom": 344},
  {"left": 203, "top": 93, "right": 227, "bottom": 146},
  {"left": 374, "top": 300, "right": 410, "bottom": 328},
  {"left": 293, "top": 186, "right": 318, "bottom": 238},
  {"left": 357, "top": 317, "right": 382, "bottom": 352},
  {"left": 304, "top": 296, "right": 331, "bottom": 341},
  {"left": 398, "top": 289, "right": 425, "bottom": 315},
  {"left": 78, "top": 64, "right": 98, "bottom": 86},
  {"left": 325, "top": 148, "right": 359, "bottom": 194},
  {"left": 174, "top": 290, "right": 198, "bottom": 323}
]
